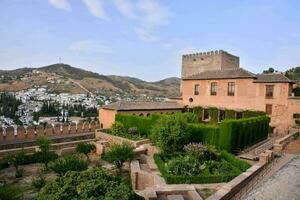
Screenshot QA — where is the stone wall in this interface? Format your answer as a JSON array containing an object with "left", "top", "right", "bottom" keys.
[
  {"left": 181, "top": 50, "right": 239, "bottom": 78},
  {"left": 95, "top": 129, "right": 151, "bottom": 148},
  {"left": 0, "top": 121, "right": 98, "bottom": 143}
]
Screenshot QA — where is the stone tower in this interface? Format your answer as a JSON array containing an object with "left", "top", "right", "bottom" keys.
[{"left": 181, "top": 50, "right": 240, "bottom": 78}]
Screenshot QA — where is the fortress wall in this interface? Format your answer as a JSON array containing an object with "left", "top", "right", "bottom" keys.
[{"left": 0, "top": 121, "right": 98, "bottom": 143}]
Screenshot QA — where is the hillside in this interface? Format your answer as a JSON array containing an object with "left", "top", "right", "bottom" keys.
[{"left": 0, "top": 64, "right": 180, "bottom": 97}]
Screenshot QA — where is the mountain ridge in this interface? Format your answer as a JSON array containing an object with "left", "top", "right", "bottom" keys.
[{"left": 0, "top": 63, "right": 180, "bottom": 97}]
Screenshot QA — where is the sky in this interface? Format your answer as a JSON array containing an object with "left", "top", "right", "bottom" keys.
[{"left": 0, "top": 0, "right": 300, "bottom": 81}]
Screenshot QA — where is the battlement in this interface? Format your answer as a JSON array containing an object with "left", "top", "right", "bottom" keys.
[
  {"left": 0, "top": 121, "right": 99, "bottom": 143},
  {"left": 181, "top": 49, "right": 240, "bottom": 78}
]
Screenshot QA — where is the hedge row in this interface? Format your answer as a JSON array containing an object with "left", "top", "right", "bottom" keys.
[
  {"left": 188, "top": 123, "right": 220, "bottom": 148},
  {"left": 219, "top": 116, "right": 269, "bottom": 152},
  {"left": 153, "top": 153, "right": 247, "bottom": 184},
  {"left": 116, "top": 113, "right": 269, "bottom": 152},
  {"left": 115, "top": 114, "right": 161, "bottom": 136}
]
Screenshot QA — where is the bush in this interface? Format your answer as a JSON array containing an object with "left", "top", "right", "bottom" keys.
[
  {"left": 37, "top": 168, "right": 143, "bottom": 200},
  {"left": 128, "top": 127, "right": 138, "bottom": 135},
  {"left": 76, "top": 142, "right": 96, "bottom": 159},
  {"left": 0, "top": 185, "right": 23, "bottom": 200},
  {"left": 151, "top": 114, "right": 190, "bottom": 154},
  {"left": 15, "top": 169, "right": 23, "bottom": 178},
  {"left": 32, "top": 175, "right": 46, "bottom": 190},
  {"left": 103, "top": 143, "right": 134, "bottom": 173},
  {"left": 49, "top": 154, "right": 88, "bottom": 176},
  {"left": 111, "top": 121, "right": 126, "bottom": 135},
  {"left": 220, "top": 151, "right": 250, "bottom": 172}
]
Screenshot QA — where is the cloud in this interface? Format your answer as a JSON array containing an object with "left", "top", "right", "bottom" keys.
[
  {"left": 48, "top": 0, "right": 71, "bottom": 11},
  {"left": 81, "top": 0, "right": 110, "bottom": 20},
  {"left": 134, "top": 28, "right": 156, "bottom": 42},
  {"left": 69, "top": 40, "right": 111, "bottom": 54},
  {"left": 112, "top": 0, "right": 171, "bottom": 42}
]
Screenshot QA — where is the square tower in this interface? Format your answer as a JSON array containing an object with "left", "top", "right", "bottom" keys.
[{"left": 181, "top": 50, "right": 240, "bottom": 78}]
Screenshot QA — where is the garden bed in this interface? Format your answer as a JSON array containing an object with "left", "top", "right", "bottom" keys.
[{"left": 154, "top": 149, "right": 250, "bottom": 184}]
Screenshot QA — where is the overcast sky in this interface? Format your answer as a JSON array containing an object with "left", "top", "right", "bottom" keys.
[{"left": 0, "top": 0, "right": 300, "bottom": 81}]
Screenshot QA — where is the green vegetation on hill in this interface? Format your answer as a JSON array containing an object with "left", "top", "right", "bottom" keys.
[
  {"left": 0, "top": 92, "right": 22, "bottom": 124},
  {"left": 285, "top": 66, "right": 300, "bottom": 81}
]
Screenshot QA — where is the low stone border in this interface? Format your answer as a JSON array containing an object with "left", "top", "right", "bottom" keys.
[
  {"left": 207, "top": 151, "right": 274, "bottom": 200},
  {"left": 273, "top": 128, "right": 299, "bottom": 152},
  {"left": 95, "top": 129, "right": 151, "bottom": 148}
]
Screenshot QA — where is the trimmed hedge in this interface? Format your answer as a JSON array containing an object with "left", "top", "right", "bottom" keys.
[
  {"left": 153, "top": 152, "right": 249, "bottom": 184},
  {"left": 116, "top": 112, "right": 269, "bottom": 152},
  {"left": 219, "top": 116, "right": 269, "bottom": 152},
  {"left": 116, "top": 114, "right": 160, "bottom": 136},
  {"left": 188, "top": 123, "right": 220, "bottom": 148}
]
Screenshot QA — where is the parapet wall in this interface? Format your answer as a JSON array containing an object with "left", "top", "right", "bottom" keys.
[
  {"left": 0, "top": 121, "right": 99, "bottom": 143},
  {"left": 181, "top": 50, "right": 240, "bottom": 78}
]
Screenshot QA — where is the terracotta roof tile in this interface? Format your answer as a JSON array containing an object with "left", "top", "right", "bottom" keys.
[
  {"left": 182, "top": 68, "right": 256, "bottom": 80},
  {"left": 102, "top": 101, "right": 183, "bottom": 111}
]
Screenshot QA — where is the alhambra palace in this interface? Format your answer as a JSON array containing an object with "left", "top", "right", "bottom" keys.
[
  {"left": 1, "top": 50, "right": 300, "bottom": 200},
  {"left": 99, "top": 50, "right": 300, "bottom": 136}
]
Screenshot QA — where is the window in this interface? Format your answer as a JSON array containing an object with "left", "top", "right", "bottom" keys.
[
  {"left": 293, "top": 113, "right": 300, "bottom": 119},
  {"left": 203, "top": 109, "right": 209, "bottom": 121},
  {"left": 194, "top": 84, "right": 200, "bottom": 95},
  {"left": 139, "top": 113, "right": 144, "bottom": 116},
  {"left": 189, "top": 98, "right": 193, "bottom": 103},
  {"left": 210, "top": 82, "right": 217, "bottom": 96},
  {"left": 266, "top": 85, "right": 274, "bottom": 99},
  {"left": 228, "top": 82, "right": 235, "bottom": 96},
  {"left": 265, "top": 104, "right": 272, "bottom": 115},
  {"left": 236, "top": 112, "right": 243, "bottom": 119},
  {"left": 146, "top": 113, "right": 150, "bottom": 117},
  {"left": 100, "top": 123, "right": 103, "bottom": 129},
  {"left": 218, "top": 110, "right": 226, "bottom": 122}
]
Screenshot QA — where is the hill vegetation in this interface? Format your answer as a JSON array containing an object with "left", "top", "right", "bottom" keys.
[{"left": 0, "top": 63, "right": 180, "bottom": 97}]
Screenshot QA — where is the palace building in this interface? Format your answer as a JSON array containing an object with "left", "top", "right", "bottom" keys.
[{"left": 99, "top": 50, "right": 300, "bottom": 135}]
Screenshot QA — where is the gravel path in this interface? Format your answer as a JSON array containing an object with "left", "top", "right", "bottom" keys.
[{"left": 245, "top": 154, "right": 300, "bottom": 200}]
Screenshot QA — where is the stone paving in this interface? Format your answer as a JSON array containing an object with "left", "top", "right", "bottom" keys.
[{"left": 244, "top": 154, "right": 300, "bottom": 200}]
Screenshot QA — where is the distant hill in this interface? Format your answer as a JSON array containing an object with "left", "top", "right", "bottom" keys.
[{"left": 0, "top": 63, "right": 180, "bottom": 97}]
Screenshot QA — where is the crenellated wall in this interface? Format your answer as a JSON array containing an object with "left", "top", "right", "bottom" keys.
[
  {"left": 181, "top": 50, "right": 240, "bottom": 78},
  {"left": 0, "top": 121, "right": 99, "bottom": 143}
]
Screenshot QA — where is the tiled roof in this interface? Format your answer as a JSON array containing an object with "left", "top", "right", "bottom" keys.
[
  {"left": 254, "top": 73, "right": 295, "bottom": 83},
  {"left": 102, "top": 101, "right": 183, "bottom": 111},
  {"left": 182, "top": 68, "right": 256, "bottom": 80}
]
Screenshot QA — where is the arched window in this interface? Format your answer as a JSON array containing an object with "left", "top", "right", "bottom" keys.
[
  {"left": 146, "top": 113, "right": 150, "bottom": 117},
  {"left": 139, "top": 113, "right": 144, "bottom": 116},
  {"left": 132, "top": 113, "right": 136, "bottom": 116}
]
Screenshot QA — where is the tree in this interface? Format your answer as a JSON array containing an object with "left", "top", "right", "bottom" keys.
[
  {"left": 36, "top": 137, "right": 56, "bottom": 169},
  {"left": 104, "top": 143, "right": 134, "bottom": 174},
  {"left": 37, "top": 168, "right": 143, "bottom": 200},
  {"left": 150, "top": 114, "right": 190, "bottom": 154},
  {"left": 49, "top": 154, "right": 88, "bottom": 176},
  {"left": 76, "top": 142, "right": 96, "bottom": 160},
  {"left": 263, "top": 67, "right": 275, "bottom": 74},
  {"left": 111, "top": 121, "right": 126, "bottom": 135}
]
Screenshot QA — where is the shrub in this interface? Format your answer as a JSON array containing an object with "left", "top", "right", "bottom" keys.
[
  {"left": 220, "top": 151, "right": 250, "bottom": 171},
  {"left": 103, "top": 143, "right": 134, "bottom": 173},
  {"left": 151, "top": 115, "right": 190, "bottom": 154},
  {"left": 0, "top": 185, "right": 23, "bottom": 200},
  {"left": 32, "top": 175, "right": 46, "bottom": 190},
  {"left": 15, "top": 169, "right": 23, "bottom": 178},
  {"left": 49, "top": 154, "right": 88, "bottom": 176},
  {"left": 0, "top": 157, "right": 9, "bottom": 170},
  {"left": 76, "top": 142, "right": 96, "bottom": 159},
  {"left": 183, "top": 143, "right": 206, "bottom": 159},
  {"left": 111, "top": 121, "right": 126, "bottom": 135},
  {"left": 37, "top": 168, "right": 143, "bottom": 200},
  {"left": 166, "top": 155, "right": 206, "bottom": 176},
  {"left": 36, "top": 137, "right": 54, "bottom": 168}
]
